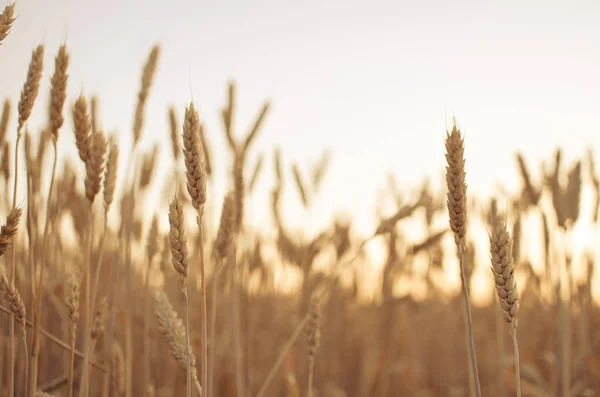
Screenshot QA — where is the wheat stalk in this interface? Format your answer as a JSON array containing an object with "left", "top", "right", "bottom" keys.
[
  {"left": 182, "top": 103, "right": 209, "bottom": 396},
  {"left": 143, "top": 216, "right": 159, "bottom": 389},
  {"left": 168, "top": 195, "right": 196, "bottom": 397},
  {"left": 78, "top": 131, "right": 107, "bottom": 397},
  {"left": 30, "top": 45, "right": 69, "bottom": 397},
  {"left": 9, "top": 45, "right": 44, "bottom": 397},
  {"left": 489, "top": 219, "right": 521, "bottom": 397},
  {"left": 444, "top": 121, "right": 481, "bottom": 397},
  {"left": 0, "top": 207, "right": 26, "bottom": 397}
]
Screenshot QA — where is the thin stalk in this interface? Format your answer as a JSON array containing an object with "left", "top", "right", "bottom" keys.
[
  {"left": 143, "top": 253, "right": 152, "bottom": 390},
  {"left": 230, "top": 242, "right": 244, "bottom": 397},
  {"left": 307, "top": 358, "right": 315, "bottom": 397},
  {"left": 208, "top": 261, "right": 225, "bottom": 397},
  {"left": 66, "top": 330, "right": 76, "bottom": 397},
  {"left": 90, "top": 213, "right": 108, "bottom": 322},
  {"left": 77, "top": 206, "right": 94, "bottom": 397},
  {"left": 495, "top": 296, "right": 506, "bottom": 397},
  {"left": 8, "top": 129, "right": 23, "bottom": 397},
  {"left": 85, "top": 211, "right": 108, "bottom": 392},
  {"left": 183, "top": 286, "right": 192, "bottom": 397},
  {"left": 123, "top": 149, "right": 139, "bottom": 397},
  {"left": 510, "top": 328, "right": 522, "bottom": 397},
  {"left": 25, "top": 160, "right": 37, "bottom": 311},
  {"left": 458, "top": 240, "right": 481, "bottom": 397},
  {"left": 197, "top": 217, "right": 208, "bottom": 397},
  {"left": 102, "top": 233, "right": 123, "bottom": 397},
  {"left": 30, "top": 139, "right": 59, "bottom": 397}
]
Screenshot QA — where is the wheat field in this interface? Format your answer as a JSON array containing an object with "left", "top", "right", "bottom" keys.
[{"left": 0, "top": 4, "right": 599, "bottom": 397}]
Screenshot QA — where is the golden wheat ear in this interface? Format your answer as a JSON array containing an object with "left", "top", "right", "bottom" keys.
[
  {"left": 489, "top": 218, "right": 521, "bottom": 397},
  {"left": 18, "top": 44, "right": 44, "bottom": 133},
  {"left": 48, "top": 44, "right": 70, "bottom": 140},
  {"left": 182, "top": 103, "right": 207, "bottom": 211}
]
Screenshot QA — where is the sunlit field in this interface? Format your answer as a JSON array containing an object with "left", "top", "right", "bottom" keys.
[{"left": 0, "top": 3, "right": 599, "bottom": 397}]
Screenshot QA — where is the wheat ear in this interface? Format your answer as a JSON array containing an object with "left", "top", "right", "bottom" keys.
[
  {"left": 35, "top": 44, "right": 69, "bottom": 318},
  {"left": 48, "top": 44, "right": 69, "bottom": 139},
  {"left": 182, "top": 103, "right": 209, "bottom": 396},
  {"left": 152, "top": 289, "right": 202, "bottom": 396},
  {"left": 72, "top": 95, "right": 92, "bottom": 163},
  {"left": 444, "top": 121, "right": 481, "bottom": 397},
  {"left": 489, "top": 219, "right": 521, "bottom": 397},
  {"left": 0, "top": 3, "right": 16, "bottom": 45},
  {"left": 18, "top": 44, "right": 44, "bottom": 133},
  {"left": 133, "top": 44, "right": 160, "bottom": 146}
]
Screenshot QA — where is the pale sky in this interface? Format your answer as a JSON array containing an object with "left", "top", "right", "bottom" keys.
[{"left": 2, "top": 0, "right": 600, "bottom": 251}]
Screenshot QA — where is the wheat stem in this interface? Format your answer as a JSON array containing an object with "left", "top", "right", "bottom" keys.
[
  {"left": 197, "top": 217, "right": 208, "bottom": 397},
  {"left": 510, "top": 328, "right": 522, "bottom": 397},
  {"left": 458, "top": 241, "right": 482, "bottom": 397},
  {"left": 30, "top": 139, "right": 59, "bottom": 397},
  {"left": 8, "top": 129, "right": 22, "bottom": 397}
]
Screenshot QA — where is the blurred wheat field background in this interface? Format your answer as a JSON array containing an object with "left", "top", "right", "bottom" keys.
[{"left": 1, "top": 1, "right": 600, "bottom": 397}]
